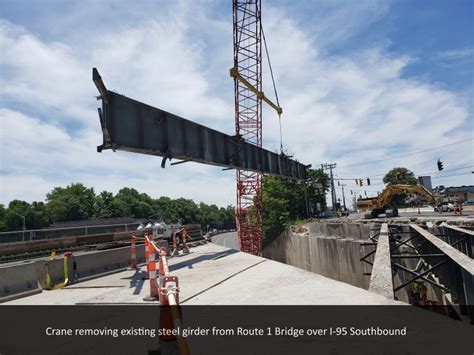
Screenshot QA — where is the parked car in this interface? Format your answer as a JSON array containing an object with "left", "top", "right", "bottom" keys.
[
  {"left": 462, "top": 200, "right": 474, "bottom": 206},
  {"left": 434, "top": 203, "right": 454, "bottom": 212}
]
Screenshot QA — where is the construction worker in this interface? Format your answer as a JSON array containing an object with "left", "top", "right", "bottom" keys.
[
  {"left": 454, "top": 203, "right": 462, "bottom": 215},
  {"left": 409, "top": 281, "right": 427, "bottom": 306}
]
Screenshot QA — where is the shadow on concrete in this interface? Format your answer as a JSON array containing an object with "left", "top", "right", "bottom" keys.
[
  {"left": 66, "top": 286, "right": 125, "bottom": 289},
  {"left": 120, "top": 269, "right": 146, "bottom": 295},
  {"left": 169, "top": 249, "right": 239, "bottom": 272}
]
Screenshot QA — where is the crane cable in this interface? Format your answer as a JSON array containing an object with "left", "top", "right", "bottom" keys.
[{"left": 261, "top": 23, "right": 284, "bottom": 153}]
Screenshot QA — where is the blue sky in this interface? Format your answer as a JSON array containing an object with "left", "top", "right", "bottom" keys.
[{"left": 0, "top": 0, "right": 473, "bottom": 207}]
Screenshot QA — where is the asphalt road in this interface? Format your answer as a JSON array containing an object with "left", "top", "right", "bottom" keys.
[
  {"left": 211, "top": 231, "right": 239, "bottom": 250},
  {"left": 345, "top": 211, "right": 474, "bottom": 220}
]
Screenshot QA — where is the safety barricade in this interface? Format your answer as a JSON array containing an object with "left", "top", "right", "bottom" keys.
[
  {"left": 129, "top": 234, "right": 138, "bottom": 269},
  {"left": 141, "top": 235, "right": 189, "bottom": 353},
  {"left": 143, "top": 231, "right": 150, "bottom": 279},
  {"left": 143, "top": 235, "right": 159, "bottom": 301},
  {"left": 156, "top": 242, "right": 189, "bottom": 354}
]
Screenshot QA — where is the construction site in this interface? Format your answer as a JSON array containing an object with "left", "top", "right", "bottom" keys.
[{"left": 0, "top": 0, "right": 473, "bottom": 354}]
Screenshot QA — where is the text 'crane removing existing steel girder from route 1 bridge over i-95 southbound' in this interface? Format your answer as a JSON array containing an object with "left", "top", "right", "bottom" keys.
[{"left": 92, "top": 68, "right": 309, "bottom": 180}]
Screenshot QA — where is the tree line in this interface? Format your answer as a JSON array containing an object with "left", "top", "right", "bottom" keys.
[
  {"left": 0, "top": 168, "right": 330, "bottom": 241},
  {"left": 0, "top": 184, "right": 236, "bottom": 232}
]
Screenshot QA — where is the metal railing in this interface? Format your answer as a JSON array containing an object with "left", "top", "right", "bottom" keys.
[{"left": 0, "top": 222, "right": 141, "bottom": 244}]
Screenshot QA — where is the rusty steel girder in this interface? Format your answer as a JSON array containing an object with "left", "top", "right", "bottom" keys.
[{"left": 93, "top": 68, "right": 308, "bottom": 180}]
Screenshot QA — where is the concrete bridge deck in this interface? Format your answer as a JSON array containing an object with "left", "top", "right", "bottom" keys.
[{"left": 6, "top": 243, "right": 401, "bottom": 305}]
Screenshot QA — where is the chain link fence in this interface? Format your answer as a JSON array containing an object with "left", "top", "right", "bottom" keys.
[{"left": 0, "top": 222, "right": 141, "bottom": 244}]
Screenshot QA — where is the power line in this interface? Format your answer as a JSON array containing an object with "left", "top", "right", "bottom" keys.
[
  {"left": 416, "top": 165, "right": 474, "bottom": 176},
  {"left": 405, "top": 145, "right": 465, "bottom": 170},
  {"left": 368, "top": 150, "right": 471, "bottom": 177},
  {"left": 431, "top": 172, "right": 474, "bottom": 179},
  {"left": 336, "top": 164, "right": 474, "bottom": 181},
  {"left": 338, "top": 138, "right": 473, "bottom": 168}
]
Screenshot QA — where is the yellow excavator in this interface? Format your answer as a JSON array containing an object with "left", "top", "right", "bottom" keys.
[{"left": 357, "top": 184, "right": 438, "bottom": 219}]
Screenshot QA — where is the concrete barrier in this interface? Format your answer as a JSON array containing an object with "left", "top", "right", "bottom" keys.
[
  {"left": 263, "top": 221, "right": 375, "bottom": 290},
  {"left": 0, "top": 244, "right": 146, "bottom": 303},
  {"left": 0, "top": 262, "right": 42, "bottom": 302}
]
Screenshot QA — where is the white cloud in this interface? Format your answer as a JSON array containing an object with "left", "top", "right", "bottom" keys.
[
  {"left": 0, "top": 108, "right": 235, "bottom": 205},
  {"left": 0, "top": 21, "right": 92, "bottom": 125},
  {"left": 260, "top": 9, "right": 471, "bottom": 173},
  {"left": 436, "top": 47, "right": 474, "bottom": 60}
]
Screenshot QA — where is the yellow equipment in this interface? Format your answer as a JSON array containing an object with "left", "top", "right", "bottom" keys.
[
  {"left": 357, "top": 184, "right": 437, "bottom": 219},
  {"left": 44, "top": 252, "right": 72, "bottom": 290}
]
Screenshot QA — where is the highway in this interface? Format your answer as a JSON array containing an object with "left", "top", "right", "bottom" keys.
[{"left": 211, "top": 231, "right": 239, "bottom": 250}]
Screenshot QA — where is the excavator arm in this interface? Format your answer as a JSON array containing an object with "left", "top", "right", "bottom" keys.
[
  {"left": 362, "top": 184, "right": 437, "bottom": 219},
  {"left": 375, "top": 184, "right": 437, "bottom": 209}
]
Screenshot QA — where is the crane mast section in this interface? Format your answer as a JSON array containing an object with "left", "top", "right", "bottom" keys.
[{"left": 233, "top": 0, "right": 264, "bottom": 255}]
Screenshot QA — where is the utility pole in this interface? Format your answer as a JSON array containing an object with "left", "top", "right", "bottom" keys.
[
  {"left": 322, "top": 163, "right": 337, "bottom": 213},
  {"left": 341, "top": 183, "right": 347, "bottom": 210}
]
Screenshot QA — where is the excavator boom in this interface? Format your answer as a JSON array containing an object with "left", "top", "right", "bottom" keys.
[{"left": 358, "top": 184, "right": 438, "bottom": 219}]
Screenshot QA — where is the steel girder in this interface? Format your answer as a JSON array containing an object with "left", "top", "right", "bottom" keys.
[{"left": 93, "top": 69, "right": 308, "bottom": 180}]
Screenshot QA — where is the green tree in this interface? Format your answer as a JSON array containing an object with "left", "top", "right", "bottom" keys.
[
  {"left": 27, "top": 202, "right": 51, "bottom": 229},
  {"left": 4, "top": 200, "right": 30, "bottom": 231},
  {"left": 171, "top": 198, "right": 199, "bottom": 224},
  {"left": 112, "top": 188, "right": 154, "bottom": 218},
  {"left": 218, "top": 206, "right": 235, "bottom": 230},
  {"left": 46, "top": 183, "right": 96, "bottom": 222},
  {"left": 152, "top": 196, "right": 176, "bottom": 222},
  {"left": 262, "top": 168, "right": 329, "bottom": 243},
  {"left": 198, "top": 202, "right": 220, "bottom": 230},
  {"left": 382, "top": 167, "right": 418, "bottom": 207},
  {"left": 383, "top": 167, "right": 418, "bottom": 186},
  {"left": 0, "top": 204, "right": 6, "bottom": 231},
  {"left": 305, "top": 168, "right": 331, "bottom": 214},
  {"left": 1, "top": 183, "right": 237, "bottom": 233},
  {"left": 94, "top": 191, "right": 114, "bottom": 218}
]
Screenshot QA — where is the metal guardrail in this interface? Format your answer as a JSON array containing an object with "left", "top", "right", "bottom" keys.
[{"left": 0, "top": 222, "right": 141, "bottom": 244}]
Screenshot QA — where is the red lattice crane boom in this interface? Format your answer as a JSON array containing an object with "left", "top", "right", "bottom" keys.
[
  {"left": 231, "top": 0, "right": 263, "bottom": 255},
  {"left": 231, "top": 0, "right": 282, "bottom": 255}
]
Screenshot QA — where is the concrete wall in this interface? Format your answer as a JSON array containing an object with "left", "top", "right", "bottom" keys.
[
  {"left": 265, "top": 220, "right": 474, "bottom": 308},
  {"left": 263, "top": 222, "right": 376, "bottom": 290},
  {"left": 307, "top": 221, "right": 376, "bottom": 241},
  {"left": 0, "top": 262, "right": 41, "bottom": 301},
  {"left": 0, "top": 244, "right": 145, "bottom": 303}
]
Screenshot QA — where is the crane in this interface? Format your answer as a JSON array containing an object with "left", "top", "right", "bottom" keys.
[{"left": 231, "top": 0, "right": 282, "bottom": 256}]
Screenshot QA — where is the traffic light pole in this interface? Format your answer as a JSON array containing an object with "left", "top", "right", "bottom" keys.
[
  {"left": 341, "top": 183, "right": 347, "bottom": 210},
  {"left": 322, "top": 163, "right": 337, "bottom": 213}
]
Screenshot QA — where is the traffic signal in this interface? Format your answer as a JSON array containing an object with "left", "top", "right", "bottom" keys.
[
  {"left": 367, "top": 178, "right": 371, "bottom": 186},
  {"left": 437, "top": 159, "right": 444, "bottom": 171},
  {"left": 359, "top": 179, "right": 363, "bottom": 186},
  {"left": 337, "top": 181, "right": 340, "bottom": 186},
  {"left": 355, "top": 179, "right": 359, "bottom": 185}
]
